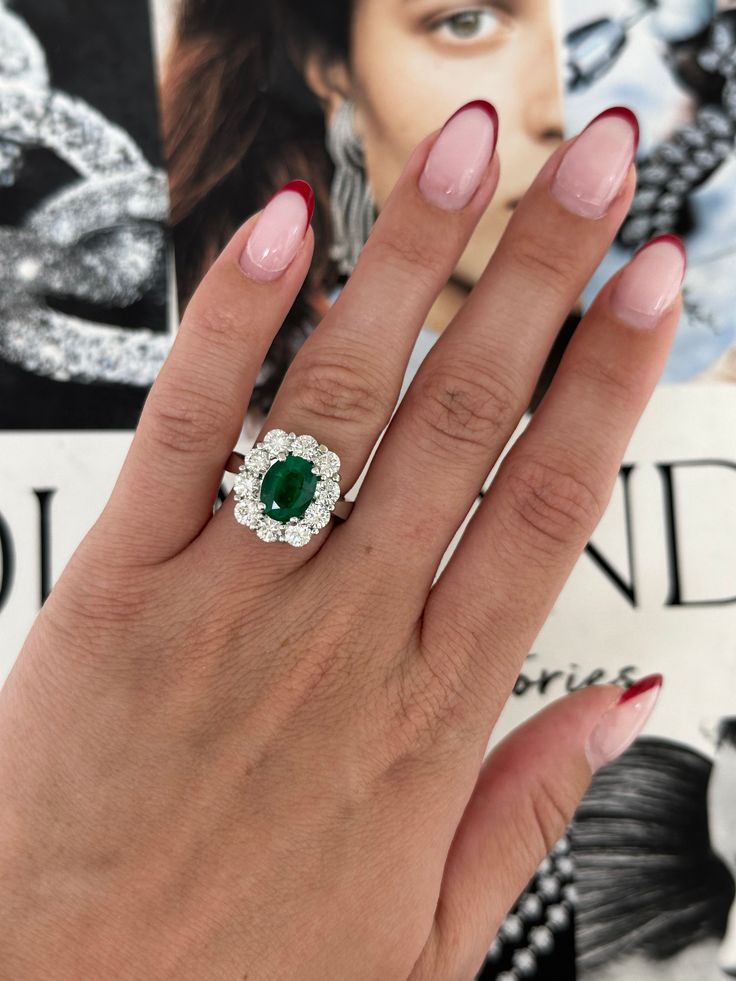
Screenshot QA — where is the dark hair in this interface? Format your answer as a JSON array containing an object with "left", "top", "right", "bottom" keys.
[
  {"left": 162, "top": 0, "right": 577, "bottom": 420},
  {"left": 162, "top": 0, "right": 352, "bottom": 416},
  {"left": 717, "top": 717, "right": 736, "bottom": 750},
  {"left": 571, "top": 737, "right": 735, "bottom": 972}
]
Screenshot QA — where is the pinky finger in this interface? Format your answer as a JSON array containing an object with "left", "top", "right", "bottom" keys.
[
  {"left": 419, "top": 235, "right": 684, "bottom": 741},
  {"left": 409, "top": 676, "right": 663, "bottom": 981}
]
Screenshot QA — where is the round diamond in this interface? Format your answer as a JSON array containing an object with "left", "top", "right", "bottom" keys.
[
  {"left": 291, "top": 434, "right": 319, "bottom": 460},
  {"left": 243, "top": 448, "right": 270, "bottom": 473},
  {"left": 313, "top": 450, "right": 340, "bottom": 478},
  {"left": 315, "top": 478, "right": 340, "bottom": 504},
  {"left": 234, "top": 473, "right": 258, "bottom": 499},
  {"left": 263, "top": 429, "right": 293, "bottom": 454},
  {"left": 304, "top": 501, "right": 331, "bottom": 530},
  {"left": 234, "top": 500, "right": 263, "bottom": 529},
  {"left": 256, "top": 518, "right": 282, "bottom": 542},
  {"left": 284, "top": 524, "right": 312, "bottom": 547}
]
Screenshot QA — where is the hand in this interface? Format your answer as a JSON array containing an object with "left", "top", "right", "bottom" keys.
[{"left": 0, "top": 102, "right": 681, "bottom": 980}]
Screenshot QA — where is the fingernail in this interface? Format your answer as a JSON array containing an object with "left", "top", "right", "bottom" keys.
[
  {"left": 239, "top": 179, "right": 314, "bottom": 282},
  {"left": 418, "top": 100, "right": 498, "bottom": 211},
  {"left": 551, "top": 107, "right": 639, "bottom": 219},
  {"left": 585, "top": 674, "right": 663, "bottom": 774},
  {"left": 610, "top": 234, "right": 686, "bottom": 329}
]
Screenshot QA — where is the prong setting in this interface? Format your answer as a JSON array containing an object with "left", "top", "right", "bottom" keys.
[{"left": 233, "top": 429, "right": 342, "bottom": 547}]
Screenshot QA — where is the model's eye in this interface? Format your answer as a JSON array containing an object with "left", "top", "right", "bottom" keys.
[{"left": 432, "top": 9, "right": 503, "bottom": 42}]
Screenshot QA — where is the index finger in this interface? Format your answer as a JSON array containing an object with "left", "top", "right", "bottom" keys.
[{"left": 100, "top": 181, "right": 316, "bottom": 566}]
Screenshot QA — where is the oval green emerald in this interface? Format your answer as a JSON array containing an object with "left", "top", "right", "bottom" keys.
[{"left": 259, "top": 455, "right": 319, "bottom": 523}]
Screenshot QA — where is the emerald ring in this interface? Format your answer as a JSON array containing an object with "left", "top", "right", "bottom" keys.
[{"left": 230, "top": 429, "right": 347, "bottom": 547}]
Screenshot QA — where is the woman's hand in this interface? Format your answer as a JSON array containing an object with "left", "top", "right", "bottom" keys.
[{"left": 0, "top": 102, "right": 681, "bottom": 981}]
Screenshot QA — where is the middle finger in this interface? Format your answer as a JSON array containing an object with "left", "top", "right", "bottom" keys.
[
  {"left": 329, "top": 108, "right": 639, "bottom": 597},
  {"left": 208, "top": 99, "right": 499, "bottom": 553},
  {"left": 262, "top": 99, "right": 499, "bottom": 490}
]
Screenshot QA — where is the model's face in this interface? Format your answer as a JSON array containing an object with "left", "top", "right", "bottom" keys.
[
  {"left": 708, "top": 740, "right": 736, "bottom": 975},
  {"left": 348, "top": 0, "right": 563, "bottom": 286}
]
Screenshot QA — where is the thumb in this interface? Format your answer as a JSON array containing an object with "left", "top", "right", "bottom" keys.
[{"left": 411, "top": 675, "right": 663, "bottom": 981}]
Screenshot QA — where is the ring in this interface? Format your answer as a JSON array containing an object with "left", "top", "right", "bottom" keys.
[{"left": 228, "top": 429, "right": 352, "bottom": 547}]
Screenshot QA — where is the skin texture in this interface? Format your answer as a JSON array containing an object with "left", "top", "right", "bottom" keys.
[
  {"left": 305, "top": 0, "right": 563, "bottom": 331},
  {"left": 0, "top": 114, "right": 681, "bottom": 980}
]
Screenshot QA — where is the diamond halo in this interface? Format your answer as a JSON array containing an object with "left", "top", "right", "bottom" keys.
[{"left": 232, "top": 429, "right": 341, "bottom": 547}]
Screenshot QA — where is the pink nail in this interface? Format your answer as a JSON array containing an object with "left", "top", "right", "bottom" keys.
[
  {"left": 551, "top": 107, "right": 638, "bottom": 219},
  {"left": 418, "top": 100, "right": 498, "bottom": 211},
  {"left": 239, "top": 180, "right": 314, "bottom": 282},
  {"left": 610, "top": 234, "right": 686, "bottom": 329},
  {"left": 585, "top": 674, "right": 663, "bottom": 774}
]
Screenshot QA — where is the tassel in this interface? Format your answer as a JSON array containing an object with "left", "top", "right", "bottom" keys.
[{"left": 326, "top": 100, "right": 376, "bottom": 276}]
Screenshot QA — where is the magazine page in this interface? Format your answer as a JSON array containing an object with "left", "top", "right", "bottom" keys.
[{"left": 0, "top": 0, "right": 173, "bottom": 670}]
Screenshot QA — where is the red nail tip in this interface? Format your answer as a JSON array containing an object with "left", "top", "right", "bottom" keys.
[
  {"left": 586, "top": 106, "right": 640, "bottom": 153},
  {"left": 618, "top": 673, "right": 663, "bottom": 705},
  {"left": 643, "top": 232, "right": 688, "bottom": 269},
  {"left": 279, "top": 179, "right": 315, "bottom": 226},
  {"left": 447, "top": 100, "right": 499, "bottom": 149}
]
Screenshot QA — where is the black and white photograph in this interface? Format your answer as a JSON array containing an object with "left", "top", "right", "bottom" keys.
[
  {"left": 565, "top": 0, "right": 736, "bottom": 384},
  {"left": 571, "top": 727, "right": 736, "bottom": 980},
  {"left": 0, "top": 0, "right": 171, "bottom": 429}
]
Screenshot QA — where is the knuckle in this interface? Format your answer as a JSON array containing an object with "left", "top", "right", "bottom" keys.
[
  {"left": 511, "top": 228, "right": 581, "bottom": 298},
  {"left": 411, "top": 362, "right": 517, "bottom": 458},
  {"left": 144, "top": 382, "right": 230, "bottom": 458},
  {"left": 387, "top": 636, "right": 484, "bottom": 765},
  {"left": 387, "top": 665, "right": 452, "bottom": 765},
  {"left": 50, "top": 550, "right": 158, "bottom": 645},
  {"left": 286, "top": 353, "right": 388, "bottom": 430},
  {"left": 499, "top": 453, "right": 605, "bottom": 554}
]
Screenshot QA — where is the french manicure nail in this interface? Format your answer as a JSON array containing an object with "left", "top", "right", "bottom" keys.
[
  {"left": 610, "top": 234, "right": 686, "bottom": 329},
  {"left": 418, "top": 100, "right": 498, "bottom": 211},
  {"left": 551, "top": 107, "right": 639, "bottom": 219},
  {"left": 585, "top": 674, "right": 663, "bottom": 774},
  {"left": 239, "top": 179, "right": 314, "bottom": 282}
]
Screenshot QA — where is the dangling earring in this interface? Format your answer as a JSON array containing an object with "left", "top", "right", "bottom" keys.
[{"left": 326, "top": 99, "right": 376, "bottom": 276}]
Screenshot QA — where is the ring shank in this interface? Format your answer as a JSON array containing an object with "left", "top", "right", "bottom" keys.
[{"left": 331, "top": 498, "right": 354, "bottom": 522}]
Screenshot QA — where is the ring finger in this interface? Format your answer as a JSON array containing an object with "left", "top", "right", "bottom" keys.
[{"left": 206, "top": 100, "right": 500, "bottom": 556}]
